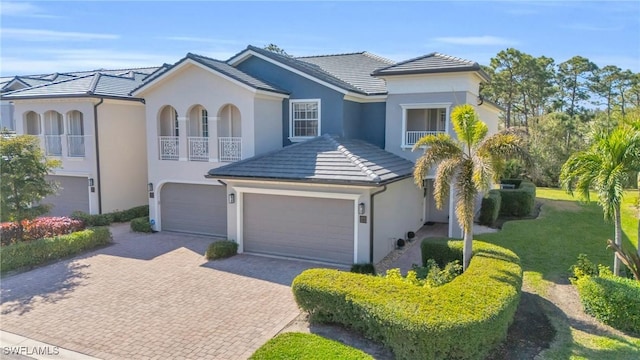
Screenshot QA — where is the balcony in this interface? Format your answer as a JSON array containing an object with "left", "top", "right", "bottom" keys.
[
  {"left": 67, "top": 135, "right": 86, "bottom": 157},
  {"left": 405, "top": 130, "right": 445, "bottom": 146},
  {"left": 44, "top": 135, "right": 62, "bottom": 156},
  {"left": 188, "top": 137, "right": 209, "bottom": 161},
  {"left": 159, "top": 136, "right": 179, "bottom": 160},
  {"left": 218, "top": 137, "right": 241, "bottom": 162}
]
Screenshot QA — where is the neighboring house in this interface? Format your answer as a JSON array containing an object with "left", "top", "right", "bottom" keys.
[
  {"left": 1, "top": 67, "right": 160, "bottom": 216},
  {"left": 2, "top": 46, "right": 501, "bottom": 266}
]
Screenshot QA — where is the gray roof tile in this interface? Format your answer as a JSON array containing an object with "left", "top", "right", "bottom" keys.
[
  {"left": 373, "top": 52, "right": 489, "bottom": 80},
  {"left": 207, "top": 134, "right": 414, "bottom": 185},
  {"left": 297, "top": 52, "right": 393, "bottom": 95}
]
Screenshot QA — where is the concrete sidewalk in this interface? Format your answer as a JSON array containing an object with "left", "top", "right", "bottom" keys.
[{"left": 0, "top": 330, "right": 99, "bottom": 360}]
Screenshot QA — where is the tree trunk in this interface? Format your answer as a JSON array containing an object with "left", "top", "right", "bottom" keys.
[
  {"left": 614, "top": 205, "right": 623, "bottom": 276},
  {"left": 463, "top": 225, "right": 473, "bottom": 271}
]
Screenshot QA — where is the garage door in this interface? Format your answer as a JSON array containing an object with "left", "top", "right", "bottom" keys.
[
  {"left": 161, "top": 183, "right": 227, "bottom": 236},
  {"left": 243, "top": 193, "right": 354, "bottom": 264},
  {"left": 41, "top": 175, "right": 90, "bottom": 216}
]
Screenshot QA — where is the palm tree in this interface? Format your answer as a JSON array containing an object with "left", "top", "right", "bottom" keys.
[
  {"left": 560, "top": 125, "right": 640, "bottom": 275},
  {"left": 413, "top": 104, "right": 530, "bottom": 270}
]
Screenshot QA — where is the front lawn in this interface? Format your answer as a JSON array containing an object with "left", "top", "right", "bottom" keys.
[{"left": 476, "top": 187, "right": 640, "bottom": 359}]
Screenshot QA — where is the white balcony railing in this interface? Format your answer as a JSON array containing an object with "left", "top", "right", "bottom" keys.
[
  {"left": 188, "top": 137, "right": 209, "bottom": 161},
  {"left": 44, "top": 135, "right": 62, "bottom": 156},
  {"left": 405, "top": 130, "right": 445, "bottom": 146},
  {"left": 159, "top": 136, "right": 179, "bottom": 160},
  {"left": 67, "top": 135, "right": 86, "bottom": 157},
  {"left": 218, "top": 137, "right": 241, "bottom": 162}
]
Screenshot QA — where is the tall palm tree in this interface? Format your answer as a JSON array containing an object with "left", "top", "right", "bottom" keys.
[
  {"left": 560, "top": 125, "right": 640, "bottom": 275},
  {"left": 413, "top": 104, "right": 530, "bottom": 270}
]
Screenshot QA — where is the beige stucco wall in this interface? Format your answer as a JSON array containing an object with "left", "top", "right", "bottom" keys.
[
  {"left": 372, "top": 178, "right": 424, "bottom": 263},
  {"left": 97, "top": 100, "right": 148, "bottom": 212}
]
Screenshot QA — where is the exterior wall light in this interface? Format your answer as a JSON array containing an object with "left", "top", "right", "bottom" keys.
[
  {"left": 358, "top": 202, "right": 365, "bottom": 215},
  {"left": 228, "top": 193, "right": 235, "bottom": 204},
  {"left": 147, "top": 183, "right": 153, "bottom": 192},
  {"left": 88, "top": 178, "right": 94, "bottom": 187}
]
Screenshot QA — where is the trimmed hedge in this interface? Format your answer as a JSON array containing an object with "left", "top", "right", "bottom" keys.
[
  {"left": 498, "top": 180, "right": 536, "bottom": 217},
  {"left": 250, "top": 332, "right": 373, "bottom": 360},
  {"left": 0, "top": 227, "right": 112, "bottom": 273},
  {"left": 71, "top": 205, "right": 150, "bottom": 227},
  {"left": 351, "top": 263, "right": 376, "bottom": 275},
  {"left": 1, "top": 217, "right": 85, "bottom": 245},
  {"left": 130, "top": 216, "right": 152, "bottom": 233},
  {"left": 574, "top": 273, "right": 640, "bottom": 334},
  {"left": 205, "top": 240, "right": 238, "bottom": 260},
  {"left": 478, "top": 189, "right": 502, "bottom": 226},
  {"left": 293, "top": 240, "right": 522, "bottom": 360}
]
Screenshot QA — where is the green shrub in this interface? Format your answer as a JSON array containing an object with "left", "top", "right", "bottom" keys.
[
  {"left": 575, "top": 272, "right": 640, "bottom": 334},
  {"left": 205, "top": 240, "right": 238, "bottom": 260},
  {"left": 351, "top": 263, "right": 376, "bottom": 275},
  {"left": 71, "top": 211, "right": 113, "bottom": 227},
  {"left": 111, "top": 205, "right": 149, "bottom": 223},
  {"left": 293, "top": 240, "right": 522, "bottom": 360},
  {"left": 0, "top": 227, "right": 112, "bottom": 273},
  {"left": 500, "top": 178, "right": 523, "bottom": 187},
  {"left": 421, "top": 238, "right": 463, "bottom": 267},
  {"left": 250, "top": 332, "right": 373, "bottom": 360},
  {"left": 478, "top": 189, "right": 502, "bottom": 226},
  {"left": 130, "top": 216, "right": 152, "bottom": 233},
  {"left": 570, "top": 253, "right": 599, "bottom": 281},
  {"left": 498, "top": 180, "right": 536, "bottom": 217}
]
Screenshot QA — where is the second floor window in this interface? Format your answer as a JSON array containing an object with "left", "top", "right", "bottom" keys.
[
  {"left": 202, "top": 109, "right": 209, "bottom": 138},
  {"left": 290, "top": 100, "right": 320, "bottom": 139}
]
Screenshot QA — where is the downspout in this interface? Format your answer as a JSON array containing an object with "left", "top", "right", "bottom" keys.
[
  {"left": 93, "top": 98, "right": 104, "bottom": 214},
  {"left": 369, "top": 185, "right": 388, "bottom": 264}
]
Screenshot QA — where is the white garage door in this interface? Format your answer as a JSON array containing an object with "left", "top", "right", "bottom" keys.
[
  {"left": 243, "top": 193, "right": 354, "bottom": 265},
  {"left": 42, "top": 175, "right": 90, "bottom": 216},
  {"left": 161, "top": 183, "right": 227, "bottom": 236}
]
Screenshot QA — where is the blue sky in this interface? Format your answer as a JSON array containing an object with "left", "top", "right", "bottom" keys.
[{"left": 1, "top": 1, "right": 638, "bottom": 76}]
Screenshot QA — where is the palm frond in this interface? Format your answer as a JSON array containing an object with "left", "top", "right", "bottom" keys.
[
  {"left": 432, "top": 158, "right": 462, "bottom": 209},
  {"left": 412, "top": 134, "right": 462, "bottom": 187},
  {"left": 453, "top": 160, "right": 477, "bottom": 232}
]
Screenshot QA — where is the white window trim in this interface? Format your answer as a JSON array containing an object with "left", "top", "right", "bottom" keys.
[
  {"left": 400, "top": 102, "right": 451, "bottom": 149},
  {"left": 289, "top": 98, "right": 321, "bottom": 142}
]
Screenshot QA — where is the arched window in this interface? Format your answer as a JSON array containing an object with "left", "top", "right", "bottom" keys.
[
  {"left": 23, "top": 111, "right": 40, "bottom": 135},
  {"left": 158, "top": 105, "right": 179, "bottom": 160},
  {"left": 43, "top": 111, "right": 63, "bottom": 156},
  {"left": 66, "top": 110, "right": 85, "bottom": 157}
]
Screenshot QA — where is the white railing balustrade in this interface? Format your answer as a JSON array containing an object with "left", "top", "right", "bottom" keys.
[
  {"left": 405, "top": 130, "right": 445, "bottom": 146},
  {"left": 67, "top": 135, "right": 86, "bottom": 157},
  {"left": 44, "top": 135, "right": 62, "bottom": 156},
  {"left": 218, "top": 137, "right": 242, "bottom": 162},
  {"left": 188, "top": 137, "right": 209, "bottom": 161},
  {"left": 159, "top": 136, "right": 180, "bottom": 160}
]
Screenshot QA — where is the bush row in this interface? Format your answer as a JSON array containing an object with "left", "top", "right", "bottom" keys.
[
  {"left": 71, "top": 205, "right": 149, "bottom": 227},
  {"left": 130, "top": 216, "right": 153, "bottom": 233},
  {"left": 205, "top": 240, "right": 238, "bottom": 260},
  {"left": 1, "top": 217, "right": 85, "bottom": 245},
  {"left": 250, "top": 332, "right": 373, "bottom": 360},
  {"left": 478, "top": 190, "right": 502, "bottom": 226},
  {"left": 292, "top": 239, "right": 522, "bottom": 360},
  {"left": 0, "top": 227, "right": 112, "bottom": 273}
]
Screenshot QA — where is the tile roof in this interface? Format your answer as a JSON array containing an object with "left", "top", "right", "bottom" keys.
[
  {"left": 238, "top": 46, "right": 372, "bottom": 95},
  {"left": 297, "top": 52, "right": 393, "bottom": 95},
  {"left": 372, "top": 52, "right": 489, "bottom": 80},
  {"left": 207, "top": 134, "right": 415, "bottom": 185},
  {"left": 1, "top": 72, "right": 146, "bottom": 100},
  {"left": 131, "top": 53, "right": 288, "bottom": 95}
]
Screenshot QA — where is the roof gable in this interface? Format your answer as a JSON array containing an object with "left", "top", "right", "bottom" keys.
[
  {"left": 207, "top": 134, "right": 414, "bottom": 186},
  {"left": 373, "top": 52, "right": 490, "bottom": 81},
  {"left": 131, "top": 53, "right": 288, "bottom": 96}
]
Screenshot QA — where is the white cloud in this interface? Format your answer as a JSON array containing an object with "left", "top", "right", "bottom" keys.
[
  {"left": 562, "top": 23, "right": 623, "bottom": 32},
  {"left": 0, "top": 49, "right": 177, "bottom": 76},
  {"left": 0, "top": 28, "right": 119, "bottom": 41},
  {"left": 433, "top": 36, "right": 518, "bottom": 46},
  {"left": 0, "top": 2, "right": 58, "bottom": 18}
]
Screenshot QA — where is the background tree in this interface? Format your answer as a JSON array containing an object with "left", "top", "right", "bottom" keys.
[
  {"left": 413, "top": 105, "right": 530, "bottom": 270},
  {"left": 0, "top": 135, "right": 60, "bottom": 239},
  {"left": 555, "top": 56, "right": 597, "bottom": 118},
  {"left": 560, "top": 126, "right": 640, "bottom": 275},
  {"left": 264, "top": 43, "right": 291, "bottom": 57}
]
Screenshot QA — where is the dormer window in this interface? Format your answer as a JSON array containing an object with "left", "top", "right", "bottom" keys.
[{"left": 289, "top": 99, "right": 321, "bottom": 141}]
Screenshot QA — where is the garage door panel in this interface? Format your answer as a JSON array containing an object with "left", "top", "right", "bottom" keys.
[
  {"left": 42, "top": 175, "right": 90, "bottom": 216},
  {"left": 243, "top": 193, "right": 354, "bottom": 264},
  {"left": 161, "top": 183, "right": 226, "bottom": 236}
]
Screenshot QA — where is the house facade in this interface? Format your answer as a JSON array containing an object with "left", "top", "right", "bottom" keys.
[{"left": 2, "top": 46, "right": 501, "bottom": 266}]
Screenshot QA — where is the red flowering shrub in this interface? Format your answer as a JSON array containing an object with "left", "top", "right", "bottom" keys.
[{"left": 1, "top": 217, "right": 85, "bottom": 246}]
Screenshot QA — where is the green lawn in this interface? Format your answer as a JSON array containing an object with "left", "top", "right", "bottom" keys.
[{"left": 476, "top": 187, "right": 640, "bottom": 359}]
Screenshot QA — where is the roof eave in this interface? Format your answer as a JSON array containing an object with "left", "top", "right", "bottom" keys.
[
  {"left": 1, "top": 94, "right": 144, "bottom": 102},
  {"left": 205, "top": 172, "right": 412, "bottom": 187},
  {"left": 373, "top": 66, "right": 481, "bottom": 77}
]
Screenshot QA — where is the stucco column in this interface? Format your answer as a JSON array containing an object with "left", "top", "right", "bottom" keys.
[
  {"left": 209, "top": 116, "right": 219, "bottom": 162},
  {"left": 37, "top": 113, "right": 46, "bottom": 152},
  {"left": 178, "top": 116, "right": 188, "bottom": 161},
  {"left": 60, "top": 113, "right": 68, "bottom": 159}
]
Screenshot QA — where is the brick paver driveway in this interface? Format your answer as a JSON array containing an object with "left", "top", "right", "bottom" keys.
[{"left": 0, "top": 224, "right": 330, "bottom": 359}]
